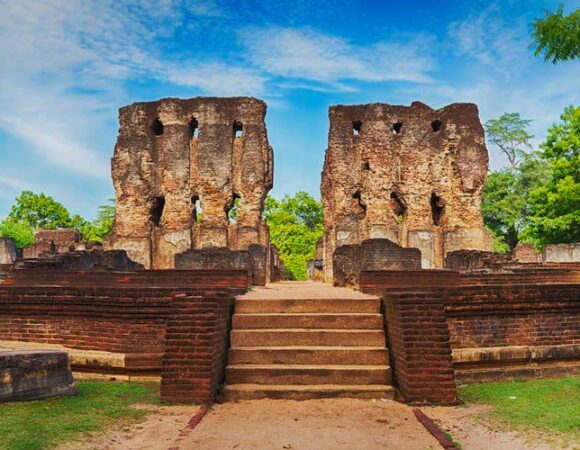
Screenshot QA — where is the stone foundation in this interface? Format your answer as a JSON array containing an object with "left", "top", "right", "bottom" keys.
[{"left": 0, "top": 350, "right": 76, "bottom": 403}]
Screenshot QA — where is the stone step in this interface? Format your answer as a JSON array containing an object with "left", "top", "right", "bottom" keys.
[
  {"left": 228, "top": 346, "right": 389, "bottom": 365},
  {"left": 232, "top": 313, "right": 384, "bottom": 329},
  {"left": 235, "top": 298, "right": 380, "bottom": 314},
  {"left": 230, "top": 329, "right": 386, "bottom": 347},
  {"left": 224, "top": 383, "right": 395, "bottom": 401},
  {"left": 226, "top": 364, "right": 391, "bottom": 385}
]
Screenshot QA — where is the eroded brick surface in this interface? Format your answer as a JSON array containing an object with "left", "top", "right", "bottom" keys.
[
  {"left": 105, "top": 97, "right": 274, "bottom": 270},
  {"left": 321, "top": 101, "right": 492, "bottom": 277}
]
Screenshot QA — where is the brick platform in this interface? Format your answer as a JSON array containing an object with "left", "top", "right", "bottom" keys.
[{"left": 0, "top": 269, "right": 248, "bottom": 404}]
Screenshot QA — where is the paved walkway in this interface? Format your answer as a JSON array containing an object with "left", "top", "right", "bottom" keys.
[{"left": 241, "top": 281, "right": 377, "bottom": 300}]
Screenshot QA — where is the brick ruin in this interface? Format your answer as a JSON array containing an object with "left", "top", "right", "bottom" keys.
[
  {"left": 0, "top": 96, "right": 578, "bottom": 406},
  {"left": 104, "top": 97, "right": 277, "bottom": 284},
  {"left": 321, "top": 101, "right": 492, "bottom": 278}
]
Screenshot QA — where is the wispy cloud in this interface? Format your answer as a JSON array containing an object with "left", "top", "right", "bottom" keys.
[
  {"left": 240, "top": 27, "right": 437, "bottom": 91},
  {"left": 447, "top": 3, "right": 530, "bottom": 70},
  {"left": 0, "top": 0, "right": 265, "bottom": 178}
]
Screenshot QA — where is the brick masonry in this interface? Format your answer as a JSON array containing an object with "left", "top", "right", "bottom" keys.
[
  {"left": 0, "top": 270, "right": 247, "bottom": 404},
  {"left": 382, "top": 290, "right": 458, "bottom": 405},
  {"left": 361, "top": 266, "right": 580, "bottom": 402}
]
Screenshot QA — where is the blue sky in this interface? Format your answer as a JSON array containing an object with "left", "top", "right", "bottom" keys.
[{"left": 0, "top": 0, "right": 579, "bottom": 219}]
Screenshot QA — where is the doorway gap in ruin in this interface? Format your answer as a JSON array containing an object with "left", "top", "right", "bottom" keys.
[
  {"left": 152, "top": 118, "right": 164, "bottom": 136},
  {"left": 390, "top": 192, "right": 408, "bottom": 222},
  {"left": 430, "top": 193, "right": 445, "bottom": 226},
  {"left": 392, "top": 122, "right": 403, "bottom": 134},
  {"left": 150, "top": 197, "right": 165, "bottom": 226},
  {"left": 189, "top": 118, "right": 199, "bottom": 138},
  {"left": 233, "top": 121, "right": 244, "bottom": 139},
  {"left": 352, "top": 121, "right": 362, "bottom": 136}
]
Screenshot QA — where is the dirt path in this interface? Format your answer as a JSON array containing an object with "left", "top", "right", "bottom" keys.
[{"left": 63, "top": 399, "right": 576, "bottom": 450}]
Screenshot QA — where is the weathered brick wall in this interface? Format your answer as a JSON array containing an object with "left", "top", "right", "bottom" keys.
[
  {"left": 361, "top": 268, "right": 580, "bottom": 396},
  {"left": 445, "top": 284, "right": 580, "bottom": 348},
  {"left": 105, "top": 97, "right": 273, "bottom": 271},
  {"left": 0, "top": 270, "right": 247, "bottom": 403},
  {"left": 2, "top": 269, "right": 249, "bottom": 291},
  {"left": 333, "top": 239, "right": 422, "bottom": 287},
  {"left": 161, "top": 294, "right": 233, "bottom": 403},
  {"left": 382, "top": 290, "right": 458, "bottom": 405},
  {"left": 444, "top": 250, "right": 513, "bottom": 271},
  {"left": 321, "top": 101, "right": 492, "bottom": 277}
]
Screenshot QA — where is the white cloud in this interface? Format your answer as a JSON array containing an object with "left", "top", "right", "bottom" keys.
[
  {"left": 164, "top": 63, "right": 267, "bottom": 96},
  {"left": 447, "top": 3, "right": 530, "bottom": 70},
  {"left": 399, "top": 3, "right": 580, "bottom": 171},
  {"left": 0, "top": 0, "right": 266, "bottom": 178},
  {"left": 240, "top": 27, "right": 437, "bottom": 91}
]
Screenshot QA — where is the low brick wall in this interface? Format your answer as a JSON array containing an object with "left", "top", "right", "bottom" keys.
[
  {"left": 0, "top": 270, "right": 248, "bottom": 404},
  {"left": 361, "top": 268, "right": 580, "bottom": 402},
  {"left": 2, "top": 269, "right": 249, "bottom": 290}
]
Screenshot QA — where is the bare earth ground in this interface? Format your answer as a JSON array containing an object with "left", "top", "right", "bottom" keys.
[
  {"left": 423, "top": 404, "right": 579, "bottom": 450},
  {"left": 59, "top": 398, "right": 577, "bottom": 450}
]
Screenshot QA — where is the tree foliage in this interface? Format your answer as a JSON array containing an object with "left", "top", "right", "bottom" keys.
[
  {"left": 525, "top": 105, "right": 580, "bottom": 244},
  {"left": 78, "top": 199, "right": 116, "bottom": 242},
  {"left": 484, "top": 113, "right": 534, "bottom": 170},
  {"left": 7, "top": 191, "right": 75, "bottom": 229},
  {"left": 0, "top": 218, "right": 35, "bottom": 248},
  {"left": 482, "top": 154, "right": 550, "bottom": 251},
  {"left": 0, "top": 192, "right": 115, "bottom": 247},
  {"left": 483, "top": 107, "right": 579, "bottom": 250},
  {"left": 531, "top": 5, "right": 580, "bottom": 64},
  {"left": 264, "top": 192, "right": 323, "bottom": 280}
]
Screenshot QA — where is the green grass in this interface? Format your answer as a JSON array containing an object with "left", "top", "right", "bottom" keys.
[
  {"left": 0, "top": 381, "right": 159, "bottom": 450},
  {"left": 459, "top": 377, "right": 580, "bottom": 438}
]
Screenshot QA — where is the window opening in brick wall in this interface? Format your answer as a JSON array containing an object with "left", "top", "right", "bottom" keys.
[
  {"left": 152, "top": 118, "right": 164, "bottom": 136},
  {"left": 150, "top": 197, "right": 165, "bottom": 226}
]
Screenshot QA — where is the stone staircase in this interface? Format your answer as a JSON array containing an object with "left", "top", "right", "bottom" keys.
[{"left": 224, "top": 282, "right": 394, "bottom": 400}]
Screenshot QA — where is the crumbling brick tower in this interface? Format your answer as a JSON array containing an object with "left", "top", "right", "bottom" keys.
[
  {"left": 105, "top": 97, "right": 273, "bottom": 270},
  {"left": 321, "top": 101, "right": 492, "bottom": 278}
]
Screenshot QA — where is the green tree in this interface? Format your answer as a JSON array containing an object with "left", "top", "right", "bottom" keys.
[
  {"left": 264, "top": 192, "right": 323, "bottom": 280},
  {"left": 0, "top": 218, "right": 34, "bottom": 248},
  {"left": 531, "top": 5, "right": 580, "bottom": 63},
  {"left": 78, "top": 199, "right": 116, "bottom": 242},
  {"left": 485, "top": 113, "right": 534, "bottom": 170},
  {"left": 526, "top": 105, "right": 580, "bottom": 244},
  {"left": 482, "top": 153, "right": 550, "bottom": 251},
  {"left": 7, "top": 191, "right": 74, "bottom": 229}
]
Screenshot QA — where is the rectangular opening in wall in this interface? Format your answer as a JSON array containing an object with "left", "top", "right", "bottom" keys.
[
  {"left": 150, "top": 197, "right": 165, "bottom": 226},
  {"left": 192, "top": 195, "right": 202, "bottom": 223},
  {"left": 233, "top": 121, "right": 243, "bottom": 139}
]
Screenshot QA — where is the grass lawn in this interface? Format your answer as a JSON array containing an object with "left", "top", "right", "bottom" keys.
[
  {"left": 0, "top": 380, "right": 160, "bottom": 450},
  {"left": 459, "top": 376, "right": 580, "bottom": 439}
]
